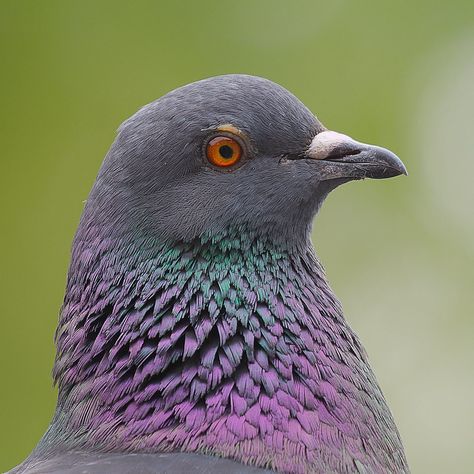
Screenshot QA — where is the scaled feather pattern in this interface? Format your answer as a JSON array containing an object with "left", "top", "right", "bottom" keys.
[{"left": 42, "top": 227, "right": 407, "bottom": 473}]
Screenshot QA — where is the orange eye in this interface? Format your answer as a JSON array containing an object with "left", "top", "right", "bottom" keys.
[{"left": 206, "top": 136, "right": 242, "bottom": 167}]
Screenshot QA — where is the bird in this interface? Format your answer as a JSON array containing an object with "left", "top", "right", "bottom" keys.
[{"left": 9, "top": 74, "right": 409, "bottom": 474}]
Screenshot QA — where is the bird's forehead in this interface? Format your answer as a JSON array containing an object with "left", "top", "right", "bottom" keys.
[
  {"left": 121, "top": 75, "right": 323, "bottom": 157},
  {"left": 185, "top": 76, "right": 320, "bottom": 146}
]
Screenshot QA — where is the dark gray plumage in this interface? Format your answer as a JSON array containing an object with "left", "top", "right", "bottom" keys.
[{"left": 13, "top": 453, "right": 271, "bottom": 474}]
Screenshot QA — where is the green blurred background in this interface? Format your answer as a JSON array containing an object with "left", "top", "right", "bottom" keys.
[{"left": 1, "top": 1, "right": 473, "bottom": 472}]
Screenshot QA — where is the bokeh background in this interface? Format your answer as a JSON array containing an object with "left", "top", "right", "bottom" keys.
[{"left": 1, "top": 1, "right": 473, "bottom": 472}]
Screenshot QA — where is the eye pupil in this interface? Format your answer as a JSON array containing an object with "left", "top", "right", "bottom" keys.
[{"left": 219, "top": 145, "right": 234, "bottom": 159}]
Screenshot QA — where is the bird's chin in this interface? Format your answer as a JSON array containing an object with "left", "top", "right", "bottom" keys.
[{"left": 313, "top": 177, "right": 355, "bottom": 200}]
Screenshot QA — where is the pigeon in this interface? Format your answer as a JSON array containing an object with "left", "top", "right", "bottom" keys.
[{"left": 10, "top": 75, "right": 409, "bottom": 474}]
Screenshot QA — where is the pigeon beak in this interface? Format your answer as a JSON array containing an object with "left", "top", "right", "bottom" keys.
[{"left": 306, "top": 131, "right": 407, "bottom": 180}]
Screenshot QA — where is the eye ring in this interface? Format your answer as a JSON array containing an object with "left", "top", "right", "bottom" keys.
[{"left": 205, "top": 135, "right": 243, "bottom": 168}]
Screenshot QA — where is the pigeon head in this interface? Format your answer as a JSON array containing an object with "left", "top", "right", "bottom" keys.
[{"left": 83, "top": 74, "right": 406, "bottom": 243}]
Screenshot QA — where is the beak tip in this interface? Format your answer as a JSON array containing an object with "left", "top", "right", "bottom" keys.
[
  {"left": 391, "top": 161, "right": 408, "bottom": 178},
  {"left": 368, "top": 146, "right": 408, "bottom": 180},
  {"left": 394, "top": 158, "right": 408, "bottom": 178}
]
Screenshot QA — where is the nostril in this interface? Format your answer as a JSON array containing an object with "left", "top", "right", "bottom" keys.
[{"left": 324, "top": 146, "right": 362, "bottom": 161}]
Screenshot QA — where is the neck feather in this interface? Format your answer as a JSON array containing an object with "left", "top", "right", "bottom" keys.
[{"left": 45, "top": 226, "right": 406, "bottom": 473}]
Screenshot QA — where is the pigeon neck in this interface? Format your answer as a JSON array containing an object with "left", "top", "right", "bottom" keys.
[{"left": 46, "top": 226, "right": 405, "bottom": 473}]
